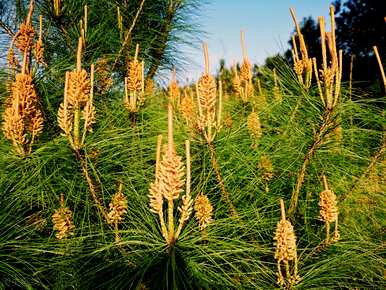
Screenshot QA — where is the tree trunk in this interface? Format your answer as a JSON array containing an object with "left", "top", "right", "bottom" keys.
[{"left": 146, "top": 2, "right": 177, "bottom": 80}]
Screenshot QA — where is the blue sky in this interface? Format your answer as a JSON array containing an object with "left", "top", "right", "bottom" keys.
[{"left": 183, "top": 0, "right": 332, "bottom": 81}]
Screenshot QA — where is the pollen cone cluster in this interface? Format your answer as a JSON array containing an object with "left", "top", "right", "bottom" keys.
[
  {"left": 52, "top": 194, "right": 75, "bottom": 240},
  {"left": 254, "top": 79, "right": 267, "bottom": 109},
  {"left": 2, "top": 1, "right": 44, "bottom": 156},
  {"left": 127, "top": 57, "right": 142, "bottom": 92},
  {"left": 179, "top": 90, "right": 196, "bottom": 128},
  {"left": 58, "top": 38, "right": 95, "bottom": 150},
  {"left": 313, "top": 6, "right": 343, "bottom": 110},
  {"left": 7, "top": 47, "right": 18, "bottom": 69},
  {"left": 196, "top": 43, "right": 220, "bottom": 143},
  {"left": 95, "top": 58, "right": 112, "bottom": 94},
  {"left": 319, "top": 175, "right": 339, "bottom": 242},
  {"left": 35, "top": 38, "right": 44, "bottom": 64},
  {"left": 289, "top": 8, "right": 313, "bottom": 89},
  {"left": 194, "top": 193, "right": 213, "bottom": 231},
  {"left": 197, "top": 74, "right": 217, "bottom": 128},
  {"left": 34, "top": 15, "right": 45, "bottom": 65},
  {"left": 274, "top": 201, "right": 297, "bottom": 263},
  {"left": 272, "top": 69, "right": 282, "bottom": 102},
  {"left": 259, "top": 155, "right": 274, "bottom": 182},
  {"left": 232, "top": 65, "right": 241, "bottom": 96},
  {"left": 2, "top": 72, "right": 44, "bottom": 156},
  {"left": 169, "top": 69, "right": 180, "bottom": 104},
  {"left": 15, "top": 22, "right": 35, "bottom": 53},
  {"left": 107, "top": 183, "right": 128, "bottom": 225},
  {"left": 124, "top": 44, "right": 145, "bottom": 112},
  {"left": 12, "top": 0, "right": 35, "bottom": 56},
  {"left": 177, "top": 186, "right": 193, "bottom": 237},
  {"left": 223, "top": 113, "right": 233, "bottom": 129},
  {"left": 158, "top": 148, "right": 185, "bottom": 201},
  {"left": 145, "top": 79, "right": 154, "bottom": 96},
  {"left": 8, "top": 1, "right": 44, "bottom": 69},
  {"left": 274, "top": 199, "right": 299, "bottom": 287},
  {"left": 240, "top": 59, "right": 252, "bottom": 84},
  {"left": 82, "top": 99, "right": 96, "bottom": 133},
  {"left": 148, "top": 106, "right": 193, "bottom": 246},
  {"left": 247, "top": 112, "right": 262, "bottom": 140},
  {"left": 239, "top": 31, "right": 254, "bottom": 103},
  {"left": 319, "top": 189, "right": 338, "bottom": 223},
  {"left": 67, "top": 69, "right": 90, "bottom": 107}
]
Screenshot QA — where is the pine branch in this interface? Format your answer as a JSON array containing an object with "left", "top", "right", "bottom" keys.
[
  {"left": 112, "top": 0, "right": 146, "bottom": 71},
  {"left": 0, "top": 19, "right": 15, "bottom": 37},
  {"left": 288, "top": 109, "right": 334, "bottom": 217}
]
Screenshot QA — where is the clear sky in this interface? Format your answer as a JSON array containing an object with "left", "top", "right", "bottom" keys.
[{"left": 183, "top": 0, "right": 332, "bottom": 81}]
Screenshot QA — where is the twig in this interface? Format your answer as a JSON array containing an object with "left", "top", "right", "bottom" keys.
[
  {"left": 207, "top": 142, "right": 238, "bottom": 217},
  {"left": 341, "top": 134, "right": 386, "bottom": 201},
  {"left": 112, "top": 0, "right": 146, "bottom": 70},
  {"left": 59, "top": 24, "right": 74, "bottom": 52},
  {"left": 79, "top": 153, "right": 109, "bottom": 222},
  {"left": 340, "top": 47, "right": 386, "bottom": 200},
  {"left": 288, "top": 109, "right": 334, "bottom": 216},
  {"left": 0, "top": 19, "right": 15, "bottom": 37},
  {"left": 373, "top": 46, "right": 386, "bottom": 92},
  {"left": 349, "top": 55, "right": 354, "bottom": 100}
]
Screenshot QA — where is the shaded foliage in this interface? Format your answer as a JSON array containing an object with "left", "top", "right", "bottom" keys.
[
  {"left": 0, "top": 0, "right": 205, "bottom": 81},
  {"left": 285, "top": 0, "right": 386, "bottom": 94}
]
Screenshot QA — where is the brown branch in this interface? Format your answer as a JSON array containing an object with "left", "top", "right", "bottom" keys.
[
  {"left": 25, "top": 0, "right": 35, "bottom": 25},
  {"left": 340, "top": 134, "right": 386, "bottom": 201},
  {"left": 373, "top": 46, "right": 386, "bottom": 93},
  {"left": 59, "top": 24, "right": 74, "bottom": 52},
  {"left": 207, "top": 142, "right": 238, "bottom": 217},
  {"left": 145, "top": 1, "right": 180, "bottom": 81},
  {"left": 76, "top": 151, "right": 109, "bottom": 222},
  {"left": 0, "top": 19, "right": 15, "bottom": 37},
  {"left": 112, "top": 0, "right": 146, "bottom": 70},
  {"left": 288, "top": 109, "right": 334, "bottom": 217}
]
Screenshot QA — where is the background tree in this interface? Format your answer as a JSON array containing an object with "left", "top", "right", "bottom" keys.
[
  {"left": 334, "top": 0, "right": 386, "bottom": 91},
  {"left": 144, "top": 0, "right": 204, "bottom": 81},
  {"left": 0, "top": 0, "right": 205, "bottom": 81},
  {"left": 0, "top": 0, "right": 206, "bottom": 137},
  {"left": 264, "top": 54, "right": 287, "bottom": 70},
  {"left": 285, "top": 0, "right": 386, "bottom": 94},
  {"left": 284, "top": 17, "right": 320, "bottom": 64}
]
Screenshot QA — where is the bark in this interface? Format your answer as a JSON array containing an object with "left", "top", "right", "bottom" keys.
[
  {"left": 288, "top": 109, "right": 334, "bottom": 217},
  {"left": 146, "top": 1, "right": 179, "bottom": 80}
]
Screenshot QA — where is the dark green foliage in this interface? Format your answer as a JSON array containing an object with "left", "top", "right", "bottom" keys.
[
  {"left": 283, "top": 17, "right": 320, "bottom": 64},
  {"left": 285, "top": 0, "right": 386, "bottom": 95},
  {"left": 0, "top": 59, "right": 385, "bottom": 288},
  {"left": 0, "top": 0, "right": 205, "bottom": 83},
  {"left": 334, "top": 0, "right": 386, "bottom": 92},
  {"left": 0, "top": 1, "right": 385, "bottom": 289}
]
